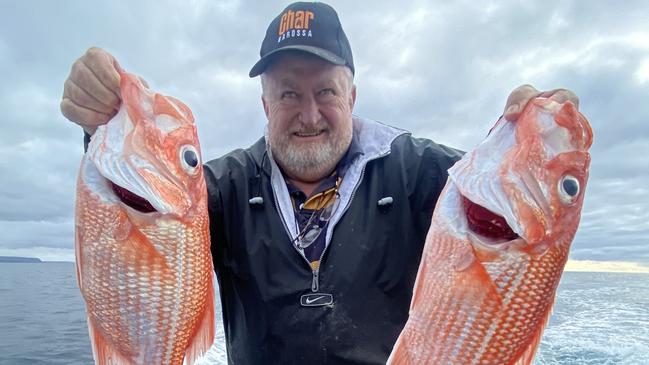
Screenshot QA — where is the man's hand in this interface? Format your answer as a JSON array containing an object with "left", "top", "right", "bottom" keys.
[
  {"left": 503, "top": 84, "right": 579, "bottom": 122},
  {"left": 60, "top": 47, "right": 122, "bottom": 135}
]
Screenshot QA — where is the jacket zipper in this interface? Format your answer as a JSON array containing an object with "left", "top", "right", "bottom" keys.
[
  {"left": 270, "top": 135, "right": 401, "bottom": 294},
  {"left": 309, "top": 148, "right": 395, "bottom": 293}
]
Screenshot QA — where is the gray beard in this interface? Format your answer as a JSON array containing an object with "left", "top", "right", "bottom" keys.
[{"left": 270, "top": 132, "right": 350, "bottom": 180}]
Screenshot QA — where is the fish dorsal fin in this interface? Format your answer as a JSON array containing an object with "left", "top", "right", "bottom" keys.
[
  {"left": 87, "top": 316, "right": 132, "bottom": 365},
  {"left": 512, "top": 293, "right": 556, "bottom": 365},
  {"left": 182, "top": 276, "right": 216, "bottom": 365}
]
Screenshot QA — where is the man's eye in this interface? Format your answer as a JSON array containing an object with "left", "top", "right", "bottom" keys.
[
  {"left": 319, "top": 88, "right": 335, "bottom": 96},
  {"left": 282, "top": 91, "right": 297, "bottom": 99}
]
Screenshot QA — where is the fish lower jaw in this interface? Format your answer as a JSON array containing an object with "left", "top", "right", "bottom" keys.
[
  {"left": 467, "top": 230, "right": 526, "bottom": 253},
  {"left": 468, "top": 230, "right": 514, "bottom": 245},
  {"left": 110, "top": 182, "right": 159, "bottom": 214}
]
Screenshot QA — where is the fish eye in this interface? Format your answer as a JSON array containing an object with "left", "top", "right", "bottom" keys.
[
  {"left": 179, "top": 145, "right": 200, "bottom": 174},
  {"left": 558, "top": 175, "right": 580, "bottom": 204}
]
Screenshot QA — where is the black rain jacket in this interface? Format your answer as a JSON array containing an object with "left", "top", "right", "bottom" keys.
[{"left": 204, "top": 117, "right": 462, "bottom": 364}]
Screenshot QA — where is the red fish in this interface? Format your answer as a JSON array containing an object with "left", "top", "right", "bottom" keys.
[
  {"left": 75, "top": 70, "right": 214, "bottom": 365},
  {"left": 388, "top": 98, "right": 593, "bottom": 365}
]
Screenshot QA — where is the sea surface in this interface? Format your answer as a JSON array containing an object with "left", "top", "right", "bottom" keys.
[{"left": 1, "top": 263, "right": 647, "bottom": 364}]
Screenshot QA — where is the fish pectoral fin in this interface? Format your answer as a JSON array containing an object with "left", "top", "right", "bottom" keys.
[
  {"left": 87, "top": 316, "right": 132, "bottom": 365},
  {"left": 470, "top": 242, "right": 502, "bottom": 263},
  {"left": 75, "top": 230, "right": 84, "bottom": 291},
  {"left": 451, "top": 245, "right": 504, "bottom": 309},
  {"left": 512, "top": 293, "right": 556, "bottom": 365},
  {"left": 182, "top": 277, "right": 216, "bottom": 365}
]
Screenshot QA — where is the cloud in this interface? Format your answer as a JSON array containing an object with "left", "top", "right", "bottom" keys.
[{"left": 1, "top": 0, "right": 648, "bottom": 264}]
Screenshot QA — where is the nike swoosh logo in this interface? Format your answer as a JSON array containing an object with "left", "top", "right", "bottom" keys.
[{"left": 305, "top": 296, "right": 326, "bottom": 304}]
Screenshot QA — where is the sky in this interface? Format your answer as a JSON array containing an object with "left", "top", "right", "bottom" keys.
[{"left": 1, "top": 0, "right": 648, "bottom": 270}]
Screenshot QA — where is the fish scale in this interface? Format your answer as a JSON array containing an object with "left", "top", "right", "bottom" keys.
[{"left": 388, "top": 98, "right": 593, "bottom": 365}]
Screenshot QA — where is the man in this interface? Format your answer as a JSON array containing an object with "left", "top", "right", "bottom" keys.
[{"left": 61, "top": 2, "right": 578, "bottom": 364}]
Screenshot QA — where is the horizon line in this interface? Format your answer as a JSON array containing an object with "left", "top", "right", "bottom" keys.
[{"left": 3, "top": 256, "right": 648, "bottom": 274}]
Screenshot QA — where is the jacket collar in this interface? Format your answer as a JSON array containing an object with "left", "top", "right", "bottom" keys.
[{"left": 254, "top": 116, "right": 409, "bottom": 242}]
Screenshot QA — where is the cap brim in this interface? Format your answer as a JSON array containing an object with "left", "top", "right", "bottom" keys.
[{"left": 249, "top": 45, "right": 346, "bottom": 77}]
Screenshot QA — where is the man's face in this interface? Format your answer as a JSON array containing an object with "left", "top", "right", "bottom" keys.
[{"left": 262, "top": 53, "right": 356, "bottom": 183}]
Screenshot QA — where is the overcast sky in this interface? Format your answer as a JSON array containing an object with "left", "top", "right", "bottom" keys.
[{"left": 1, "top": 0, "right": 648, "bottom": 267}]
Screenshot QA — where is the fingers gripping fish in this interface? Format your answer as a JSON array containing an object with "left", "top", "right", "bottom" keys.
[
  {"left": 75, "top": 71, "right": 215, "bottom": 365},
  {"left": 388, "top": 98, "right": 593, "bottom": 365}
]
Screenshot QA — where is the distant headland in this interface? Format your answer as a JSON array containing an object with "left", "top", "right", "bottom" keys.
[{"left": 0, "top": 256, "right": 42, "bottom": 263}]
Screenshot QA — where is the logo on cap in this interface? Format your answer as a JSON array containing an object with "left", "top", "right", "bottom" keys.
[{"left": 277, "top": 10, "right": 314, "bottom": 43}]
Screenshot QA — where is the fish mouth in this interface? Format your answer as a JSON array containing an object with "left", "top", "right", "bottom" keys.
[
  {"left": 462, "top": 195, "right": 519, "bottom": 243},
  {"left": 110, "top": 182, "right": 157, "bottom": 213}
]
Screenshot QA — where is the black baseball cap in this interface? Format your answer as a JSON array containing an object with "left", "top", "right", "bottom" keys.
[{"left": 249, "top": 2, "right": 354, "bottom": 77}]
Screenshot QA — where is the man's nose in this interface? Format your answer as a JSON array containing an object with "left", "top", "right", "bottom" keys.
[{"left": 298, "top": 95, "right": 321, "bottom": 126}]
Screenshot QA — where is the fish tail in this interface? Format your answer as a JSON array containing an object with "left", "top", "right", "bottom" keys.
[{"left": 182, "top": 275, "right": 216, "bottom": 365}]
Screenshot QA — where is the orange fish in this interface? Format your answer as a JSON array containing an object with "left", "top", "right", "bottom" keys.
[
  {"left": 75, "top": 70, "right": 214, "bottom": 365},
  {"left": 388, "top": 98, "right": 593, "bottom": 365}
]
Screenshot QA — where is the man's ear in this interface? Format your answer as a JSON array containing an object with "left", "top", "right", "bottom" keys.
[
  {"left": 262, "top": 94, "right": 270, "bottom": 118},
  {"left": 349, "top": 84, "right": 357, "bottom": 110}
]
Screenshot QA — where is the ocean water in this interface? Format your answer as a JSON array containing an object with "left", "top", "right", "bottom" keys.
[
  {"left": 534, "top": 272, "right": 649, "bottom": 365},
  {"left": 0, "top": 263, "right": 226, "bottom": 365},
  {"left": 1, "top": 263, "right": 647, "bottom": 364}
]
